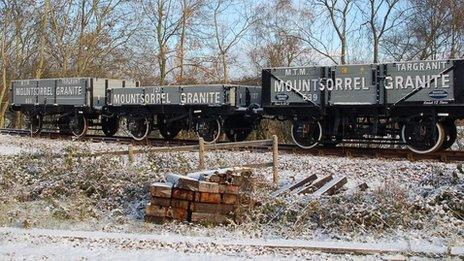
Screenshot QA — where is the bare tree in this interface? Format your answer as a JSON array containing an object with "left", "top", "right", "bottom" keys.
[
  {"left": 0, "top": 0, "right": 138, "bottom": 126},
  {"left": 315, "top": 0, "right": 354, "bottom": 64},
  {"left": 0, "top": 0, "right": 38, "bottom": 127},
  {"left": 209, "top": 0, "right": 260, "bottom": 83},
  {"left": 250, "top": 0, "right": 310, "bottom": 71},
  {"left": 175, "top": 0, "right": 205, "bottom": 83},
  {"left": 293, "top": 0, "right": 354, "bottom": 65},
  {"left": 447, "top": 0, "right": 464, "bottom": 58},
  {"left": 138, "top": 0, "right": 185, "bottom": 85},
  {"left": 46, "top": 0, "right": 136, "bottom": 77},
  {"left": 358, "top": 0, "right": 405, "bottom": 63},
  {"left": 36, "top": 0, "right": 50, "bottom": 79},
  {"left": 0, "top": 0, "right": 10, "bottom": 127},
  {"left": 382, "top": 0, "right": 462, "bottom": 61}
]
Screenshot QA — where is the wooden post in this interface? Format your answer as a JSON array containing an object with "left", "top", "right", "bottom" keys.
[
  {"left": 272, "top": 135, "right": 279, "bottom": 187},
  {"left": 198, "top": 138, "right": 205, "bottom": 170},
  {"left": 128, "top": 145, "right": 135, "bottom": 163}
]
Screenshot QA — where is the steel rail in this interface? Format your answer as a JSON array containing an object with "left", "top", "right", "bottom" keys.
[{"left": 1, "top": 128, "right": 463, "bottom": 163}]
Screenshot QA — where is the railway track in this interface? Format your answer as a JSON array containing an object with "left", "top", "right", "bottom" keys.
[
  {"left": 1, "top": 128, "right": 463, "bottom": 163},
  {"left": 281, "top": 144, "right": 464, "bottom": 163},
  {"left": 0, "top": 128, "right": 198, "bottom": 147}
]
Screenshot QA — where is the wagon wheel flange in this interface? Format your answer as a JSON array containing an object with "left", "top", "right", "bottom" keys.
[
  {"left": 440, "top": 120, "right": 457, "bottom": 151},
  {"left": 69, "top": 113, "right": 88, "bottom": 138},
  {"left": 127, "top": 115, "right": 151, "bottom": 141},
  {"left": 291, "top": 120, "right": 323, "bottom": 149},
  {"left": 401, "top": 118, "right": 445, "bottom": 154},
  {"left": 195, "top": 118, "right": 221, "bottom": 143}
]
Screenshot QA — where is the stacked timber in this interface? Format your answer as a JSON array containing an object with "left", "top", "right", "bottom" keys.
[
  {"left": 145, "top": 168, "right": 253, "bottom": 224},
  {"left": 272, "top": 174, "right": 347, "bottom": 198}
]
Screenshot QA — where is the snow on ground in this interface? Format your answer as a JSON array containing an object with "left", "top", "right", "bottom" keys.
[
  {"left": 0, "top": 134, "right": 132, "bottom": 155},
  {"left": 0, "top": 144, "right": 24, "bottom": 155},
  {"left": 1, "top": 227, "right": 458, "bottom": 260},
  {"left": 0, "top": 134, "right": 463, "bottom": 259}
]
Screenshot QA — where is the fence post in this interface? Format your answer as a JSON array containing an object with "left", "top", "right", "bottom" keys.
[
  {"left": 272, "top": 135, "right": 279, "bottom": 187},
  {"left": 198, "top": 138, "right": 205, "bottom": 170},
  {"left": 128, "top": 144, "right": 135, "bottom": 163}
]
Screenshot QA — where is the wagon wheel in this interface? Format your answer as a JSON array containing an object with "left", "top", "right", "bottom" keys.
[
  {"left": 195, "top": 118, "right": 221, "bottom": 143},
  {"left": 440, "top": 120, "right": 457, "bottom": 151},
  {"left": 69, "top": 114, "right": 88, "bottom": 138},
  {"left": 101, "top": 115, "right": 119, "bottom": 137},
  {"left": 158, "top": 115, "right": 182, "bottom": 140},
  {"left": 127, "top": 116, "right": 151, "bottom": 141},
  {"left": 291, "top": 120, "right": 323, "bottom": 149},
  {"left": 26, "top": 114, "right": 43, "bottom": 135},
  {"left": 401, "top": 118, "right": 445, "bottom": 154}
]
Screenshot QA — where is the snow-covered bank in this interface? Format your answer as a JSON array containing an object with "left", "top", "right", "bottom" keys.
[
  {"left": 1, "top": 227, "right": 462, "bottom": 259},
  {"left": 0, "top": 143, "right": 31, "bottom": 156},
  {"left": 0, "top": 134, "right": 463, "bottom": 260},
  {"left": 0, "top": 144, "right": 26, "bottom": 155}
]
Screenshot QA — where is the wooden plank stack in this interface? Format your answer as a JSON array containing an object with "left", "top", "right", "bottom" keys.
[
  {"left": 145, "top": 168, "right": 253, "bottom": 225},
  {"left": 272, "top": 174, "right": 347, "bottom": 198}
]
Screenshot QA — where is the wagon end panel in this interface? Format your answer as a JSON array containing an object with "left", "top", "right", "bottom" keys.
[
  {"left": 55, "top": 78, "right": 88, "bottom": 107},
  {"left": 261, "top": 69, "right": 272, "bottom": 107},
  {"left": 11, "top": 80, "right": 38, "bottom": 106},
  {"left": 453, "top": 59, "right": 464, "bottom": 104},
  {"left": 179, "top": 85, "right": 226, "bottom": 106},
  {"left": 36, "top": 79, "right": 56, "bottom": 105},
  {"left": 246, "top": 86, "right": 262, "bottom": 107},
  {"left": 385, "top": 60, "right": 455, "bottom": 105},
  {"left": 108, "top": 87, "right": 144, "bottom": 106},
  {"left": 162, "top": 86, "right": 181, "bottom": 105},
  {"left": 262, "top": 67, "right": 323, "bottom": 108},
  {"left": 328, "top": 64, "right": 380, "bottom": 106},
  {"left": 121, "top": 79, "right": 138, "bottom": 88},
  {"left": 229, "top": 85, "right": 261, "bottom": 108},
  {"left": 147, "top": 86, "right": 175, "bottom": 105}
]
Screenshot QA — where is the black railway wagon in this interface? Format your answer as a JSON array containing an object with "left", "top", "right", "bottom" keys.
[
  {"left": 262, "top": 59, "right": 464, "bottom": 154},
  {"left": 11, "top": 78, "right": 138, "bottom": 137},
  {"left": 106, "top": 84, "right": 261, "bottom": 142}
]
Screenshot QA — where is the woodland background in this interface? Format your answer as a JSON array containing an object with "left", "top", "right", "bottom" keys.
[{"left": 0, "top": 0, "right": 463, "bottom": 128}]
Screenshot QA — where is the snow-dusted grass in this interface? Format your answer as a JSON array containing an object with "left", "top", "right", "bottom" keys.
[
  {"left": 0, "top": 144, "right": 28, "bottom": 155},
  {"left": 0, "top": 134, "right": 462, "bottom": 255},
  {"left": 2, "top": 226, "right": 460, "bottom": 260}
]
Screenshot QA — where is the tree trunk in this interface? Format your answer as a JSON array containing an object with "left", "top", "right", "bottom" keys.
[
  {"left": 0, "top": 9, "right": 9, "bottom": 127},
  {"left": 157, "top": 1, "right": 167, "bottom": 85},
  {"left": 0, "top": 48, "right": 7, "bottom": 127},
  {"left": 340, "top": 37, "right": 346, "bottom": 65},
  {"left": 221, "top": 52, "right": 228, "bottom": 84},
  {"left": 178, "top": 26, "right": 185, "bottom": 84},
  {"left": 373, "top": 38, "right": 379, "bottom": 63},
  {"left": 77, "top": 0, "right": 87, "bottom": 75},
  {"left": 36, "top": 0, "right": 50, "bottom": 79},
  {"left": 159, "top": 44, "right": 167, "bottom": 85},
  {"left": 177, "top": 0, "right": 188, "bottom": 84}
]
